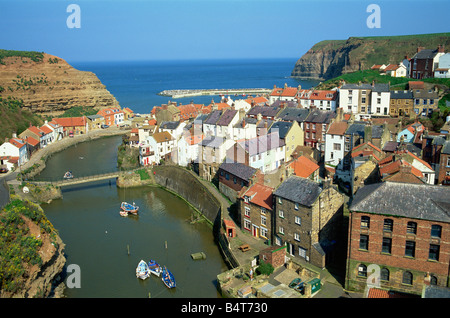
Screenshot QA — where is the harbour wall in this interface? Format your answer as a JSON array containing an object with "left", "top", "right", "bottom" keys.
[{"left": 158, "top": 88, "right": 272, "bottom": 99}]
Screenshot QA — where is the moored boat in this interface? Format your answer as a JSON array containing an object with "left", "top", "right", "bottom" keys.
[
  {"left": 63, "top": 171, "right": 74, "bottom": 179},
  {"left": 136, "top": 260, "right": 150, "bottom": 280},
  {"left": 161, "top": 266, "right": 176, "bottom": 288},
  {"left": 121, "top": 201, "right": 139, "bottom": 215},
  {"left": 148, "top": 260, "right": 162, "bottom": 277}
]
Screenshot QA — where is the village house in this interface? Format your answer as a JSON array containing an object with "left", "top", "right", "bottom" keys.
[
  {"left": 233, "top": 116, "right": 258, "bottom": 141},
  {"left": 383, "top": 63, "right": 407, "bottom": 77},
  {"left": 227, "top": 132, "right": 285, "bottom": 174},
  {"left": 234, "top": 96, "right": 268, "bottom": 112},
  {"left": 409, "top": 45, "right": 445, "bottom": 79},
  {"left": 273, "top": 176, "right": 344, "bottom": 269},
  {"left": 298, "top": 89, "right": 339, "bottom": 111},
  {"left": 158, "top": 120, "right": 186, "bottom": 141},
  {"left": 246, "top": 105, "right": 282, "bottom": 121},
  {"left": 269, "top": 84, "right": 299, "bottom": 104},
  {"left": 86, "top": 114, "right": 105, "bottom": 130},
  {"left": 303, "top": 109, "right": 336, "bottom": 153},
  {"left": 203, "top": 109, "right": 223, "bottom": 137},
  {"left": 139, "top": 131, "right": 175, "bottom": 166},
  {"left": 97, "top": 107, "right": 124, "bottom": 126},
  {"left": 276, "top": 107, "right": 310, "bottom": 129},
  {"left": 434, "top": 53, "right": 450, "bottom": 78},
  {"left": 389, "top": 90, "right": 415, "bottom": 118},
  {"left": 412, "top": 88, "right": 439, "bottom": 117},
  {"left": 52, "top": 116, "right": 89, "bottom": 136},
  {"left": 239, "top": 182, "right": 274, "bottom": 242},
  {"left": 346, "top": 182, "right": 450, "bottom": 295},
  {"left": 397, "top": 122, "right": 425, "bottom": 143},
  {"left": 198, "top": 136, "right": 235, "bottom": 182},
  {"left": 218, "top": 162, "right": 258, "bottom": 203},
  {"left": 177, "top": 103, "right": 201, "bottom": 122},
  {"left": 153, "top": 102, "right": 181, "bottom": 122},
  {"left": 176, "top": 132, "right": 204, "bottom": 168},
  {"left": 268, "top": 120, "right": 304, "bottom": 159},
  {"left": 325, "top": 121, "right": 348, "bottom": 167},
  {"left": 215, "top": 109, "right": 239, "bottom": 140},
  {"left": 19, "top": 126, "right": 46, "bottom": 149},
  {"left": 0, "top": 137, "right": 29, "bottom": 167},
  {"left": 122, "top": 107, "right": 135, "bottom": 120},
  {"left": 421, "top": 133, "right": 447, "bottom": 173}
]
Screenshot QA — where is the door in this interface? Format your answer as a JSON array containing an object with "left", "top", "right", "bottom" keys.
[{"left": 252, "top": 225, "right": 259, "bottom": 238}]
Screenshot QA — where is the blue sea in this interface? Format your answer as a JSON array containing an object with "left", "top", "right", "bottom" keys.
[{"left": 72, "top": 58, "right": 320, "bottom": 115}]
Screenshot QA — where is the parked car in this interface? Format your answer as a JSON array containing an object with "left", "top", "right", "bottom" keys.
[
  {"left": 0, "top": 166, "right": 8, "bottom": 173},
  {"left": 101, "top": 124, "right": 109, "bottom": 129}
]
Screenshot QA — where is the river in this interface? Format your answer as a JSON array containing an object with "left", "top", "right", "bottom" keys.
[{"left": 38, "top": 135, "right": 228, "bottom": 298}]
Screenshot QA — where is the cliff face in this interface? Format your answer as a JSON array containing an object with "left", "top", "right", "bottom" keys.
[
  {"left": 291, "top": 33, "right": 450, "bottom": 80},
  {"left": 0, "top": 52, "right": 120, "bottom": 116}
]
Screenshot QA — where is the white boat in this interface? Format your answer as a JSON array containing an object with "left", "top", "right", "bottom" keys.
[
  {"left": 63, "top": 171, "right": 74, "bottom": 179},
  {"left": 136, "top": 260, "right": 150, "bottom": 280},
  {"left": 148, "top": 260, "right": 162, "bottom": 277}
]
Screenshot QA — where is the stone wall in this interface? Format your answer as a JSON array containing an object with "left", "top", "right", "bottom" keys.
[{"left": 152, "top": 165, "right": 221, "bottom": 226}]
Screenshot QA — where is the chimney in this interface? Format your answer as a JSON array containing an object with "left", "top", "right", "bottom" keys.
[
  {"left": 257, "top": 113, "right": 262, "bottom": 121},
  {"left": 437, "top": 45, "right": 445, "bottom": 53},
  {"left": 417, "top": 46, "right": 425, "bottom": 53},
  {"left": 399, "top": 161, "right": 412, "bottom": 174},
  {"left": 242, "top": 119, "right": 246, "bottom": 128}
]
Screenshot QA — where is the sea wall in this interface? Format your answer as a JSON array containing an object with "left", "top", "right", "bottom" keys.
[{"left": 152, "top": 165, "right": 222, "bottom": 227}]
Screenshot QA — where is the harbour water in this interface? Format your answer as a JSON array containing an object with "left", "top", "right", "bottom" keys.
[{"left": 39, "top": 136, "right": 228, "bottom": 298}]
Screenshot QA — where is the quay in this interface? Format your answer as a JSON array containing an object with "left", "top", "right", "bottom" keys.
[{"left": 158, "top": 88, "right": 272, "bottom": 98}]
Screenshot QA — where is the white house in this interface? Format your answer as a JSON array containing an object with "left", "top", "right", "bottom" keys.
[
  {"left": 215, "top": 109, "right": 239, "bottom": 140},
  {"left": 434, "top": 53, "right": 450, "bottom": 78},
  {"left": 140, "top": 131, "right": 175, "bottom": 166},
  {"left": 370, "top": 83, "right": 390, "bottom": 116},
  {"left": 269, "top": 85, "right": 298, "bottom": 104},
  {"left": 203, "top": 110, "right": 222, "bottom": 137},
  {"left": 384, "top": 63, "right": 407, "bottom": 77},
  {"left": 176, "top": 133, "right": 204, "bottom": 167},
  {"left": 44, "top": 120, "right": 64, "bottom": 142},
  {"left": 324, "top": 121, "right": 348, "bottom": 167},
  {"left": 233, "top": 117, "right": 258, "bottom": 141},
  {"left": 0, "top": 137, "right": 29, "bottom": 167},
  {"left": 158, "top": 121, "right": 186, "bottom": 141},
  {"left": 298, "top": 89, "right": 338, "bottom": 111},
  {"left": 339, "top": 82, "right": 390, "bottom": 118}
]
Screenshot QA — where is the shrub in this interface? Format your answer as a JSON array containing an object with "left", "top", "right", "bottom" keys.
[{"left": 256, "top": 261, "right": 274, "bottom": 276}]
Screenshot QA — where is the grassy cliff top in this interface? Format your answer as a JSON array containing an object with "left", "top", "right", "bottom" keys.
[{"left": 0, "top": 49, "right": 44, "bottom": 65}]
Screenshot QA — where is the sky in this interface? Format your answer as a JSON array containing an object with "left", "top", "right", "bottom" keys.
[{"left": 0, "top": 0, "right": 449, "bottom": 63}]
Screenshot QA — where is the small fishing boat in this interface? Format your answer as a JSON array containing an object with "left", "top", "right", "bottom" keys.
[
  {"left": 136, "top": 260, "right": 150, "bottom": 280},
  {"left": 161, "top": 266, "right": 176, "bottom": 288},
  {"left": 63, "top": 171, "right": 74, "bottom": 179},
  {"left": 119, "top": 210, "right": 128, "bottom": 217},
  {"left": 148, "top": 260, "right": 162, "bottom": 277},
  {"left": 121, "top": 201, "right": 139, "bottom": 215}
]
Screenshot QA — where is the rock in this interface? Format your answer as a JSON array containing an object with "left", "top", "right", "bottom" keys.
[{"left": 0, "top": 52, "right": 120, "bottom": 116}]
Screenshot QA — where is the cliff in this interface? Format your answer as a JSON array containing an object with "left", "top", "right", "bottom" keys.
[
  {"left": 291, "top": 33, "right": 450, "bottom": 80},
  {"left": 0, "top": 198, "right": 66, "bottom": 298},
  {"left": 0, "top": 50, "right": 120, "bottom": 116}
]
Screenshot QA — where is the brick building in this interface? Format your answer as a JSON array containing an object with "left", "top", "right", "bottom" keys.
[
  {"left": 273, "top": 176, "right": 344, "bottom": 269},
  {"left": 303, "top": 109, "right": 336, "bottom": 153},
  {"left": 438, "top": 139, "right": 450, "bottom": 185},
  {"left": 346, "top": 182, "right": 450, "bottom": 295},
  {"left": 218, "top": 162, "right": 258, "bottom": 202}
]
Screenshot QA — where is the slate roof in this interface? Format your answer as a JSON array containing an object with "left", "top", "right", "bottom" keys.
[
  {"left": 204, "top": 110, "right": 223, "bottom": 125},
  {"left": 219, "top": 162, "right": 256, "bottom": 182},
  {"left": 200, "top": 136, "right": 225, "bottom": 148},
  {"left": 276, "top": 108, "right": 310, "bottom": 123},
  {"left": 304, "top": 109, "right": 336, "bottom": 124},
  {"left": 390, "top": 90, "right": 413, "bottom": 99},
  {"left": 413, "top": 49, "right": 438, "bottom": 60},
  {"left": 350, "top": 182, "right": 450, "bottom": 223},
  {"left": 371, "top": 83, "right": 390, "bottom": 92},
  {"left": 273, "top": 175, "right": 322, "bottom": 207},
  {"left": 240, "top": 132, "right": 284, "bottom": 155},
  {"left": 442, "top": 140, "right": 450, "bottom": 155},
  {"left": 246, "top": 105, "right": 281, "bottom": 118},
  {"left": 216, "top": 109, "right": 237, "bottom": 126},
  {"left": 345, "top": 123, "right": 366, "bottom": 137},
  {"left": 268, "top": 121, "right": 293, "bottom": 139},
  {"left": 159, "top": 121, "right": 181, "bottom": 130}
]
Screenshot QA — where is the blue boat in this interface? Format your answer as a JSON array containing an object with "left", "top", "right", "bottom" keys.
[
  {"left": 161, "top": 266, "right": 176, "bottom": 288},
  {"left": 121, "top": 201, "right": 139, "bottom": 215},
  {"left": 148, "top": 260, "right": 162, "bottom": 277},
  {"left": 136, "top": 260, "right": 150, "bottom": 280}
]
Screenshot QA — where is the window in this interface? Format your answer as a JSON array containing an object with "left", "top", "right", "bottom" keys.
[
  {"left": 279, "top": 226, "right": 284, "bottom": 235},
  {"left": 357, "top": 264, "right": 367, "bottom": 277},
  {"left": 279, "top": 210, "right": 284, "bottom": 218},
  {"left": 244, "top": 219, "right": 251, "bottom": 230},
  {"left": 333, "top": 143, "right": 341, "bottom": 151},
  {"left": 405, "top": 241, "right": 415, "bottom": 258},
  {"left": 244, "top": 206, "right": 250, "bottom": 217},
  {"left": 380, "top": 268, "right": 390, "bottom": 281},
  {"left": 402, "top": 271, "right": 413, "bottom": 285},
  {"left": 244, "top": 196, "right": 249, "bottom": 203},
  {"left": 261, "top": 216, "right": 267, "bottom": 226},
  {"left": 278, "top": 197, "right": 282, "bottom": 205},
  {"left": 294, "top": 233, "right": 301, "bottom": 242},
  {"left": 431, "top": 225, "right": 442, "bottom": 238},
  {"left": 429, "top": 244, "right": 440, "bottom": 261},
  {"left": 407, "top": 222, "right": 417, "bottom": 235},
  {"left": 359, "top": 234, "right": 369, "bottom": 250},
  {"left": 295, "top": 216, "right": 301, "bottom": 225},
  {"left": 260, "top": 227, "right": 268, "bottom": 239},
  {"left": 361, "top": 216, "right": 370, "bottom": 229},
  {"left": 260, "top": 208, "right": 266, "bottom": 215},
  {"left": 383, "top": 219, "right": 393, "bottom": 232},
  {"left": 382, "top": 238, "right": 392, "bottom": 254},
  {"left": 294, "top": 203, "right": 299, "bottom": 210}
]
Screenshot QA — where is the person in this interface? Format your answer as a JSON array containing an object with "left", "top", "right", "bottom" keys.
[{"left": 249, "top": 268, "right": 253, "bottom": 281}]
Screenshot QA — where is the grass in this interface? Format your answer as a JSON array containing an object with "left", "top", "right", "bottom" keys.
[{"left": 0, "top": 49, "right": 44, "bottom": 65}]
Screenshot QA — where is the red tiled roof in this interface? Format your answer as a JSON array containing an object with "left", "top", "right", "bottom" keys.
[
  {"left": 25, "top": 136, "right": 40, "bottom": 147},
  {"left": 379, "top": 160, "right": 423, "bottom": 178},
  {"left": 185, "top": 134, "right": 204, "bottom": 145},
  {"left": 242, "top": 183, "right": 274, "bottom": 211},
  {"left": 53, "top": 117, "right": 87, "bottom": 127},
  {"left": 40, "top": 125, "right": 53, "bottom": 135},
  {"left": 327, "top": 121, "right": 348, "bottom": 135},
  {"left": 289, "top": 155, "right": 319, "bottom": 179},
  {"left": 281, "top": 87, "right": 298, "bottom": 97},
  {"left": 9, "top": 138, "right": 26, "bottom": 149},
  {"left": 28, "top": 126, "right": 44, "bottom": 136}
]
